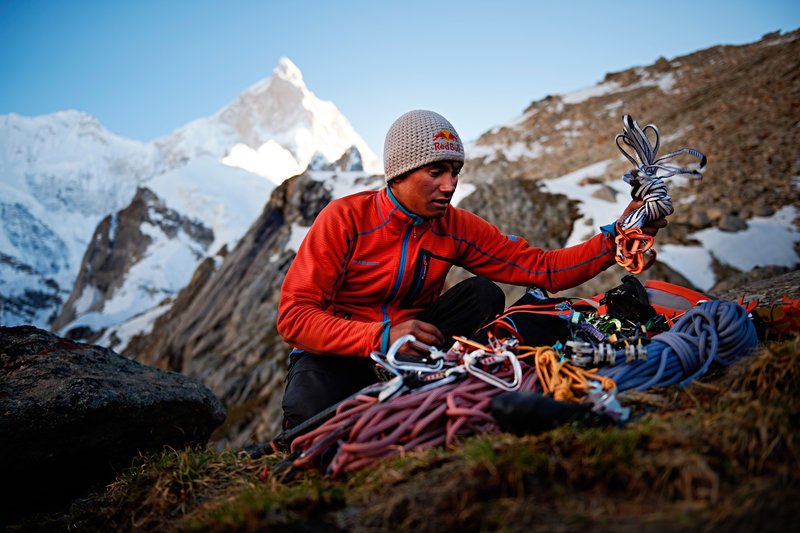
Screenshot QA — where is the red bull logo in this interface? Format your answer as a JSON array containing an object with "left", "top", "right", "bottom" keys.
[{"left": 432, "top": 129, "right": 463, "bottom": 153}]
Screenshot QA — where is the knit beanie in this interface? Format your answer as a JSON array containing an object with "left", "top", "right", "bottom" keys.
[{"left": 383, "top": 110, "right": 465, "bottom": 182}]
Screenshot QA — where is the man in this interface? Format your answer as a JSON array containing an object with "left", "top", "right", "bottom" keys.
[{"left": 277, "top": 110, "right": 665, "bottom": 428}]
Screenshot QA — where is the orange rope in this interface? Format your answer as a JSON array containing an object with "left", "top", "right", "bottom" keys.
[{"left": 517, "top": 345, "right": 617, "bottom": 403}]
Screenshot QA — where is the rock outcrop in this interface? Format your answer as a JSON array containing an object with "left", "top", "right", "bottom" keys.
[
  {"left": 50, "top": 187, "right": 214, "bottom": 343},
  {"left": 0, "top": 326, "right": 225, "bottom": 519},
  {"left": 124, "top": 171, "right": 336, "bottom": 446},
  {"left": 445, "top": 177, "right": 580, "bottom": 302}
]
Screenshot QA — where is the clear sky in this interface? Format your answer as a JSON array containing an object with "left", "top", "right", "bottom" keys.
[{"left": 1, "top": 0, "right": 798, "bottom": 156}]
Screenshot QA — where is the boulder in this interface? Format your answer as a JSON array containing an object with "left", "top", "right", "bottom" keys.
[
  {"left": 705, "top": 207, "right": 725, "bottom": 221},
  {"left": 590, "top": 184, "right": 618, "bottom": 203},
  {"left": 688, "top": 209, "right": 711, "bottom": 229},
  {"left": 754, "top": 204, "right": 775, "bottom": 217},
  {"left": 0, "top": 326, "right": 226, "bottom": 519},
  {"left": 718, "top": 214, "right": 748, "bottom": 232}
]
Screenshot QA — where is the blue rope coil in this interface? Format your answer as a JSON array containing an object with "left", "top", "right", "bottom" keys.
[{"left": 597, "top": 300, "right": 758, "bottom": 392}]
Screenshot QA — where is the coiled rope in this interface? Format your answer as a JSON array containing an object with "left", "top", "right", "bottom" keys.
[
  {"left": 597, "top": 300, "right": 757, "bottom": 391},
  {"left": 290, "top": 365, "right": 541, "bottom": 477},
  {"left": 520, "top": 345, "right": 616, "bottom": 402},
  {"left": 614, "top": 115, "right": 706, "bottom": 273},
  {"left": 287, "top": 300, "right": 757, "bottom": 476}
]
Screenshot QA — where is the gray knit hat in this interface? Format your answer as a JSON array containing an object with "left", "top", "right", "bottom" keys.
[{"left": 383, "top": 110, "right": 465, "bottom": 182}]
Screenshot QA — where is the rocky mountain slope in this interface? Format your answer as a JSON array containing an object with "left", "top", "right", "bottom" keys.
[
  {"left": 463, "top": 29, "right": 800, "bottom": 294},
  {"left": 123, "top": 30, "right": 800, "bottom": 448},
  {"left": 50, "top": 187, "right": 215, "bottom": 347}
]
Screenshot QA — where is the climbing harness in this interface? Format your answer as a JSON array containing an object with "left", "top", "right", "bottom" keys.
[{"left": 614, "top": 115, "right": 707, "bottom": 273}]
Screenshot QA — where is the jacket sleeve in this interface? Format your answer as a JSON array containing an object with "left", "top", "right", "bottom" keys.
[
  {"left": 451, "top": 209, "right": 617, "bottom": 292},
  {"left": 277, "top": 203, "right": 385, "bottom": 357}
]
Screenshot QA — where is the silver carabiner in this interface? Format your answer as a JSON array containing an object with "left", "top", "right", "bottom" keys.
[
  {"left": 463, "top": 349, "right": 522, "bottom": 392},
  {"left": 385, "top": 334, "right": 445, "bottom": 373}
]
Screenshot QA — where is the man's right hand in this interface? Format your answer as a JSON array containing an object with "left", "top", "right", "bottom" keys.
[{"left": 388, "top": 319, "right": 445, "bottom": 355}]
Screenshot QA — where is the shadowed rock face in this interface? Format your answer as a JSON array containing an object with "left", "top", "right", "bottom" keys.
[
  {"left": 50, "top": 186, "right": 214, "bottom": 340},
  {"left": 124, "top": 172, "right": 334, "bottom": 446},
  {"left": 0, "top": 326, "right": 225, "bottom": 520}
]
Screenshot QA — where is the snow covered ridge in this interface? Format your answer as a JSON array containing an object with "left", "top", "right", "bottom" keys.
[
  {"left": 560, "top": 68, "right": 677, "bottom": 105},
  {"left": 0, "top": 57, "right": 381, "bottom": 331},
  {"left": 187, "top": 57, "right": 381, "bottom": 184}
]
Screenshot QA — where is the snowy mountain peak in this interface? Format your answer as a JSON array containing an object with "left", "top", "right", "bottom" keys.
[
  {"left": 211, "top": 58, "right": 381, "bottom": 181},
  {"left": 1, "top": 57, "right": 381, "bottom": 329},
  {"left": 151, "top": 56, "right": 382, "bottom": 184},
  {"left": 273, "top": 56, "right": 305, "bottom": 87}
]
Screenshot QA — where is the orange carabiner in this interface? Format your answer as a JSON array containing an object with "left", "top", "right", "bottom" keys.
[{"left": 615, "top": 227, "right": 656, "bottom": 274}]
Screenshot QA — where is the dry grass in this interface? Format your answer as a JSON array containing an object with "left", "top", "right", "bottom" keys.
[{"left": 59, "top": 335, "right": 799, "bottom": 532}]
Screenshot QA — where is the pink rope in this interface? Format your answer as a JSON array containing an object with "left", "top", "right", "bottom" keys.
[{"left": 290, "top": 363, "right": 540, "bottom": 476}]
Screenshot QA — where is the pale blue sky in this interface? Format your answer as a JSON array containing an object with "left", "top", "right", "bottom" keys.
[{"left": 1, "top": 0, "right": 798, "bottom": 155}]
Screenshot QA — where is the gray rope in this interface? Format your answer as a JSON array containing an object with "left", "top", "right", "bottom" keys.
[{"left": 615, "top": 115, "right": 707, "bottom": 230}]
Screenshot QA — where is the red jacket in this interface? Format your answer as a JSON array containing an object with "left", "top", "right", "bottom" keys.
[{"left": 277, "top": 187, "right": 616, "bottom": 357}]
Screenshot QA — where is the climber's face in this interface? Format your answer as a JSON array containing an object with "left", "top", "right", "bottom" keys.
[{"left": 390, "top": 160, "right": 462, "bottom": 219}]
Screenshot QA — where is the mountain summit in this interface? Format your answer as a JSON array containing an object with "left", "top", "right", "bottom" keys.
[{"left": 158, "top": 57, "right": 381, "bottom": 184}]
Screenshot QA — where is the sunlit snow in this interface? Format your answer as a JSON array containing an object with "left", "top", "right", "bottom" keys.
[
  {"left": 286, "top": 223, "right": 311, "bottom": 254},
  {"left": 661, "top": 206, "right": 800, "bottom": 290},
  {"left": 560, "top": 69, "right": 677, "bottom": 105}
]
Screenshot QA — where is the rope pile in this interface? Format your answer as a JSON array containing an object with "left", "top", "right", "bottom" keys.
[
  {"left": 291, "top": 364, "right": 540, "bottom": 477},
  {"left": 284, "top": 300, "right": 758, "bottom": 476},
  {"left": 523, "top": 345, "right": 616, "bottom": 402},
  {"left": 597, "top": 300, "right": 758, "bottom": 391},
  {"left": 614, "top": 115, "right": 706, "bottom": 273}
]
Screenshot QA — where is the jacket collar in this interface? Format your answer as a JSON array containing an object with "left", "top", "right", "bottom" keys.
[{"left": 383, "top": 186, "right": 426, "bottom": 226}]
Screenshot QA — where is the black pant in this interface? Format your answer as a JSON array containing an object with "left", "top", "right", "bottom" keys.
[{"left": 281, "top": 276, "right": 505, "bottom": 429}]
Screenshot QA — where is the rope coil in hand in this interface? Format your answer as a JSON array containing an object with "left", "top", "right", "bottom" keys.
[{"left": 614, "top": 115, "right": 707, "bottom": 273}]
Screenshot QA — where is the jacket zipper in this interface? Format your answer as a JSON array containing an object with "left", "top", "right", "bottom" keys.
[{"left": 381, "top": 222, "right": 415, "bottom": 322}]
